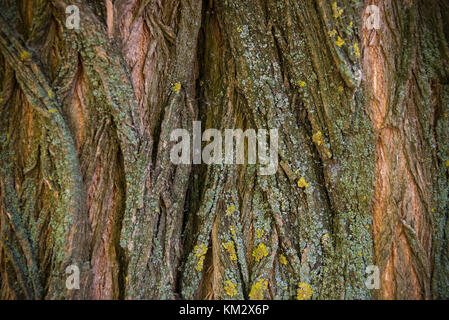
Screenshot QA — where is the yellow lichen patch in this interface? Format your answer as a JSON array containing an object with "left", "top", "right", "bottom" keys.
[
  {"left": 224, "top": 280, "right": 237, "bottom": 298},
  {"left": 349, "top": 21, "right": 353, "bottom": 28},
  {"left": 236, "top": 26, "right": 243, "bottom": 33},
  {"left": 328, "top": 30, "right": 337, "bottom": 37},
  {"left": 48, "top": 90, "right": 54, "bottom": 98},
  {"left": 327, "top": 151, "right": 332, "bottom": 158},
  {"left": 298, "top": 80, "right": 306, "bottom": 87},
  {"left": 48, "top": 108, "right": 58, "bottom": 114},
  {"left": 196, "top": 256, "right": 205, "bottom": 271},
  {"left": 332, "top": 2, "right": 344, "bottom": 18},
  {"left": 338, "top": 86, "right": 344, "bottom": 93},
  {"left": 230, "top": 226, "right": 236, "bottom": 235},
  {"left": 444, "top": 113, "right": 448, "bottom": 118},
  {"left": 297, "top": 177, "right": 309, "bottom": 188},
  {"left": 20, "top": 50, "right": 30, "bottom": 61},
  {"left": 249, "top": 279, "right": 268, "bottom": 300},
  {"left": 336, "top": 36, "right": 345, "bottom": 47},
  {"left": 172, "top": 82, "right": 181, "bottom": 92},
  {"left": 194, "top": 243, "right": 208, "bottom": 271},
  {"left": 252, "top": 243, "right": 268, "bottom": 262},
  {"left": 445, "top": 160, "right": 449, "bottom": 167},
  {"left": 194, "top": 243, "right": 208, "bottom": 257},
  {"left": 226, "top": 204, "right": 236, "bottom": 216},
  {"left": 353, "top": 43, "right": 360, "bottom": 57},
  {"left": 321, "top": 233, "right": 330, "bottom": 246},
  {"left": 296, "top": 282, "right": 313, "bottom": 300},
  {"left": 312, "top": 131, "right": 323, "bottom": 146},
  {"left": 279, "top": 254, "right": 287, "bottom": 265},
  {"left": 256, "top": 229, "right": 264, "bottom": 239},
  {"left": 222, "top": 241, "right": 237, "bottom": 261}
]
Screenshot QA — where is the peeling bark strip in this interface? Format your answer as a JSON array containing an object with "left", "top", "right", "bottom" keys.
[
  {"left": 364, "top": 0, "right": 449, "bottom": 299},
  {"left": 0, "top": 0, "right": 448, "bottom": 300}
]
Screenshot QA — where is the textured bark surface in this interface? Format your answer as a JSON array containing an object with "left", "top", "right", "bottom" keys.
[{"left": 0, "top": 0, "right": 448, "bottom": 300}]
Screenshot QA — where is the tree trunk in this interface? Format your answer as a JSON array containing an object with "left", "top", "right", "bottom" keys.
[{"left": 0, "top": 0, "right": 448, "bottom": 300}]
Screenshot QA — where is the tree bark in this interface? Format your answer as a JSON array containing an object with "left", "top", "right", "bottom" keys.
[{"left": 0, "top": 0, "right": 448, "bottom": 300}]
